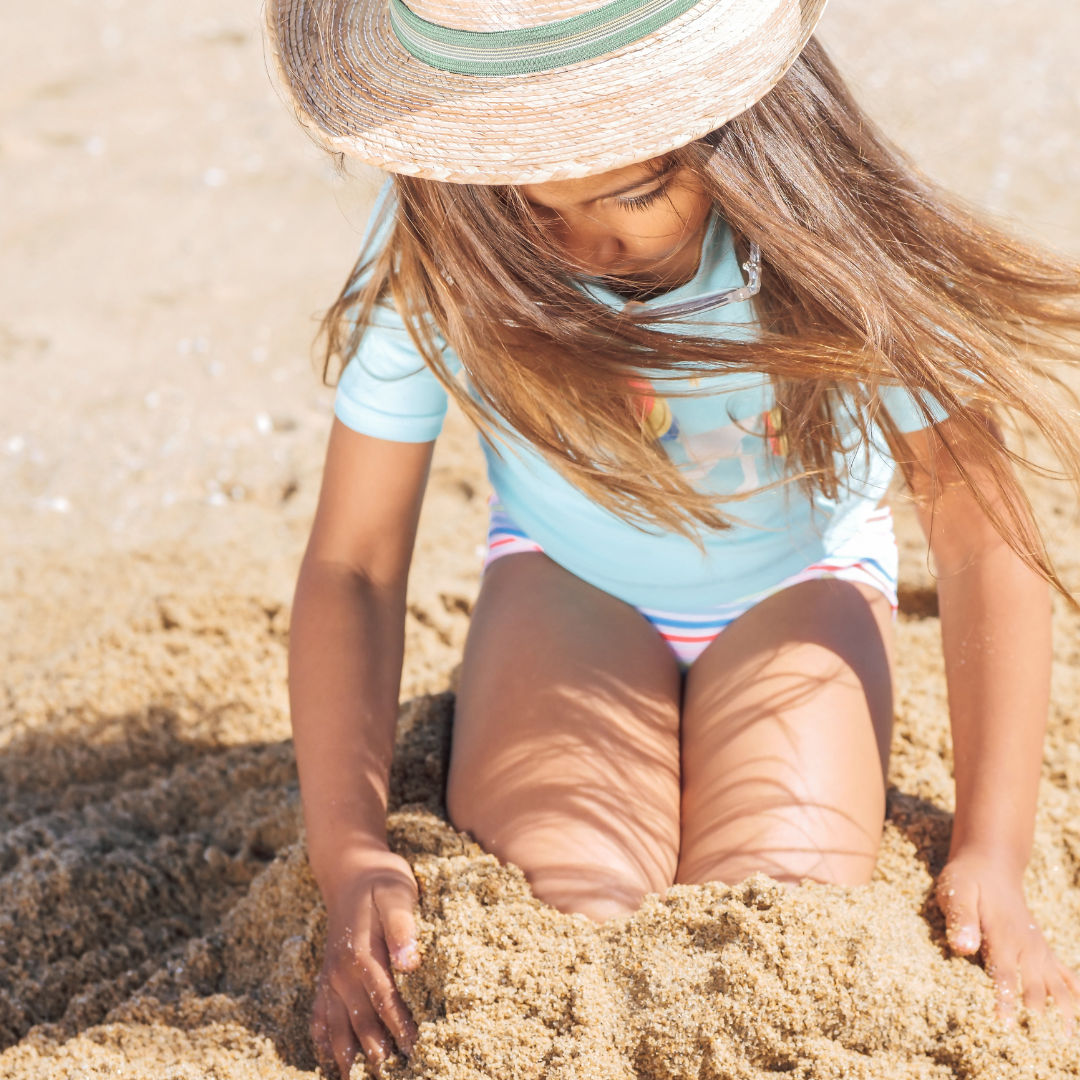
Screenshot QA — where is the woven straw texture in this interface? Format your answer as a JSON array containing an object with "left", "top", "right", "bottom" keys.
[{"left": 267, "top": 0, "right": 828, "bottom": 184}]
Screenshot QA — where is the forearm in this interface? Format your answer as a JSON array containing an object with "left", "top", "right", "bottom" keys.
[
  {"left": 938, "top": 538, "right": 1051, "bottom": 871},
  {"left": 905, "top": 422, "right": 1075, "bottom": 1015},
  {"left": 289, "top": 556, "right": 408, "bottom": 890}
]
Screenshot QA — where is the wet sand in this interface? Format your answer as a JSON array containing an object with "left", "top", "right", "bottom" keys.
[{"left": 1, "top": 0, "right": 1079, "bottom": 1076}]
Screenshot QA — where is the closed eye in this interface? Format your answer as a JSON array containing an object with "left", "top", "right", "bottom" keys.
[
  {"left": 617, "top": 183, "right": 669, "bottom": 212},
  {"left": 613, "top": 166, "right": 679, "bottom": 212}
]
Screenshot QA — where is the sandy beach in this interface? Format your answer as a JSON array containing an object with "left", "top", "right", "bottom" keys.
[{"left": 2, "top": 0, "right": 1080, "bottom": 1075}]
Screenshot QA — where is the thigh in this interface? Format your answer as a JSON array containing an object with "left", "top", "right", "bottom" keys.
[
  {"left": 677, "top": 578, "right": 894, "bottom": 888},
  {"left": 448, "top": 553, "right": 682, "bottom": 922}
]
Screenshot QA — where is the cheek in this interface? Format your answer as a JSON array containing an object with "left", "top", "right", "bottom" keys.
[
  {"left": 631, "top": 194, "right": 710, "bottom": 251},
  {"left": 666, "top": 187, "right": 712, "bottom": 232}
]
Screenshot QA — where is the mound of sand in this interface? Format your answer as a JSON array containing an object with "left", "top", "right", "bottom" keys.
[{"left": 3, "top": 562, "right": 1080, "bottom": 1079}]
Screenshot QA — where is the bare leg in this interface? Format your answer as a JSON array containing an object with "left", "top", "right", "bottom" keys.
[
  {"left": 448, "top": 554, "right": 682, "bottom": 921},
  {"left": 677, "top": 578, "right": 894, "bottom": 888}
]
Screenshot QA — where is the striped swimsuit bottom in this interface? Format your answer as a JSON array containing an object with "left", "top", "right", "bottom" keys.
[{"left": 483, "top": 500, "right": 899, "bottom": 669}]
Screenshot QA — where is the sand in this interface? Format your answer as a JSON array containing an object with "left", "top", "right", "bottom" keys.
[
  {"left": 2, "top": 0, "right": 1080, "bottom": 1077},
  {"left": 6, "top": 594, "right": 1080, "bottom": 1078}
]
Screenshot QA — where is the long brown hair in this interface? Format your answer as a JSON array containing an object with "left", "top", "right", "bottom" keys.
[{"left": 324, "top": 38, "right": 1080, "bottom": 597}]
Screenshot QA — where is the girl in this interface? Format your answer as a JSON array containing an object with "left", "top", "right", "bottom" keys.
[{"left": 270, "top": 0, "right": 1080, "bottom": 1072}]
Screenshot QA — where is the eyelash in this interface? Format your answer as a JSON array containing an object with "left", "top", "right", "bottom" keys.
[{"left": 618, "top": 183, "right": 668, "bottom": 212}]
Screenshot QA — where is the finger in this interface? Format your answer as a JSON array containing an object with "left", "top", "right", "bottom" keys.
[
  {"left": 353, "top": 929, "right": 419, "bottom": 1057},
  {"left": 374, "top": 879, "right": 421, "bottom": 972},
  {"left": 1047, "top": 965, "right": 1077, "bottom": 1036},
  {"left": 936, "top": 872, "right": 981, "bottom": 955},
  {"left": 310, "top": 977, "right": 334, "bottom": 1067},
  {"left": 326, "top": 988, "right": 363, "bottom": 1079},
  {"left": 1018, "top": 946, "right": 1048, "bottom": 1014},
  {"left": 983, "top": 943, "right": 1020, "bottom": 1029},
  {"left": 337, "top": 981, "right": 396, "bottom": 1069},
  {"left": 1060, "top": 960, "right": 1080, "bottom": 1000},
  {"left": 1055, "top": 960, "right": 1080, "bottom": 1035}
]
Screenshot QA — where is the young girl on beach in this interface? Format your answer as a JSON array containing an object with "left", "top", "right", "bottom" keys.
[{"left": 270, "top": 0, "right": 1080, "bottom": 1071}]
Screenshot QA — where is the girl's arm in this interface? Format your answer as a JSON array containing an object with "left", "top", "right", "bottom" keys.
[
  {"left": 290, "top": 419, "right": 434, "bottom": 1074},
  {"left": 905, "top": 419, "right": 1080, "bottom": 1029}
]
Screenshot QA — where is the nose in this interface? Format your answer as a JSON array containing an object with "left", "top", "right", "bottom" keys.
[{"left": 547, "top": 212, "right": 624, "bottom": 274}]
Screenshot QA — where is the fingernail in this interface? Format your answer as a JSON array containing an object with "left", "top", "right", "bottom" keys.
[
  {"left": 392, "top": 942, "right": 421, "bottom": 971},
  {"left": 950, "top": 927, "right": 979, "bottom": 952}
]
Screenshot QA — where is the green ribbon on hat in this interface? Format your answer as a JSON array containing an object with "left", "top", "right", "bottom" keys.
[{"left": 388, "top": 0, "right": 703, "bottom": 76}]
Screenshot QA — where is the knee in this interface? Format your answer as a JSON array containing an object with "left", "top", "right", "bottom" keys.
[
  {"left": 445, "top": 771, "right": 518, "bottom": 869},
  {"left": 677, "top": 805, "right": 883, "bottom": 889},
  {"left": 446, "top": 781, "right": 674, "bottom": 922},
  {"left": 530, "top": 864, "right": 654, "bottom": 922},
  {"left": 445, "top": 769, "right": 488, "bottom": 841},
  {"left": 507, "top": 847, "right": 663, "bottom": 923}
]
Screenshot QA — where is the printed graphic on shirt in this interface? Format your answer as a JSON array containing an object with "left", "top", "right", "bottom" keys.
[{"left": 634, "top": 381, "right": 781, "bottom": 495}]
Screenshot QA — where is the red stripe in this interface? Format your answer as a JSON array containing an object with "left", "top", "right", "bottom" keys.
[
  {"left": 802, "top": 563, "right": 892, "bottom": 586},
  {"left": 489, "top": 536, "right": 540, "bottom": 549}
]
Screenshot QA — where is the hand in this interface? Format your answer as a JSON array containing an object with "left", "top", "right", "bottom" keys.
[
  {"left": 311, "top": 848, "right": 422, "bottom": 1077},
  {"left": 937, "top": 850, "right": 1080, "bottom": 1032}
]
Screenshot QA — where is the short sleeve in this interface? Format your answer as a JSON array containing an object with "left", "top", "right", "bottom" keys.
[
  {"left": 878, "top": 384, "right": 949, "bottom": 434},
  {"left": 334, "top": 314, "right": 450, "bottom": 443},
  {"left": 333, "top": 180, "right": 450, "bottom": 443}
]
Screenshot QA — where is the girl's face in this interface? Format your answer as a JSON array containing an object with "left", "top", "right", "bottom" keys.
[{"left": 520, "top": 159, "right": 712, "bottom": 291}]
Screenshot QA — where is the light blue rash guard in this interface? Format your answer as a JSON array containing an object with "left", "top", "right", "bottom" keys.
[{"left": 335, "top": 183, "right": 942, "bottom": 611}]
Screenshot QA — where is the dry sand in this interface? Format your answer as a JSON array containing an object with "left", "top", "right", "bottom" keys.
[{"left": 2, "top": 0, "right": 1080, "bottom": 1076}]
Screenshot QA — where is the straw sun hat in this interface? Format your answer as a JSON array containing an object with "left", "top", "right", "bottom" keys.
[{"left": 268, "top": 0, "right": 828, "bottom": 185}]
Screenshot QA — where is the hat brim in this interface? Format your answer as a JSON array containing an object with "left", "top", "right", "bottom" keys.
[{"left": 269, "top": 0, "right": 828, "bottom": 185}]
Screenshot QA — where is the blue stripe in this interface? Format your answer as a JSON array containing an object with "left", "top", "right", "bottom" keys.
[
  {"left": 641, "top": 613, "right": 741, "bottom": 631},
  {"left": 856, "top": 557, "right": 897, "bottom": 587}
]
